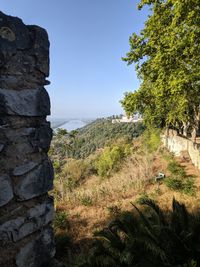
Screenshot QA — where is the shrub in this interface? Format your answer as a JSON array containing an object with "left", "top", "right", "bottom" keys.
[
  {"left": 182, "top": 177, "right": 195, "bottom": 196},
  {"left": 143, "top": 127, "right": 161, "bottom": 152},
  {"left": 95, "top": 144, "right": 129, "bottom": 177},
  {"left": 167, "top": 161, "right": 186, "bottom": 177},
  {"left": 54, "top": 210, "right": 69, "bottom": 230},
  {"left": 80, "top": 194, "right": 93, "bottom": 206},
  {"left": 61, "top": 159, "right": 90, "bottom": 190},
  {"left": 53, "top": 160, "right": 61, "bottom": 174},
  {"left": 164, "top": 176, "right": 184, "bottom": 191},
  {"left": 165, "top": 160, "right": 195, "bottom": 196},
  {"left": 79, "top": 199, "right": 200, "bottom": 267},
  {"left": 164, "top": 176, "right": 195, "bottom": 196},
  {"left": 56, "top": 128, "right": 68, "bottom": 136}
]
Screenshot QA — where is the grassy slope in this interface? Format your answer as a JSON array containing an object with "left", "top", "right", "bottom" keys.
[{"left": 53, "top": 136, "right": 200, "bottom": 266}]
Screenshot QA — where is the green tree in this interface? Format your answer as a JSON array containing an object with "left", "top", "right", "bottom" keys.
[
  {"left": 95, "top": 146, "right": 125, "bottom": 177},
  {"left": 121, "top": 0, "right": 200, "bottom": 141},
  {"left": 56, "top": 128, "right": 68, "bottom": 136}
]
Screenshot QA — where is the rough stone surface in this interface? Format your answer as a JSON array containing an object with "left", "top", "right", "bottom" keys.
[
  {"left": 0, "top": 88, "right": 50, "bottom": 116},
  {"left": 0, "top": 175, "right": 14, "bottom": 207},
  {"left": 2, "top": 124, "right": 52, "bottom": 153},
  {"left": 14, "top": 160, "right": 54, "bottom": 200},
  {"left": 0, "top": 10, "right": 58, "bottom": 267},
  {"left": 16, "top": 227, "right": 55, "bottom": 267},
  {"left": 13, "top": 162, "right": 39, "bottom": 176},
  {"left": 0, "top": 11, "right": 50, "bottom": 89},
  {"left": 0, "top": 197, "right": 54, "bottom": 242},
  {"left": 0, "top": 217, "right": 25, "bottom": 242}
]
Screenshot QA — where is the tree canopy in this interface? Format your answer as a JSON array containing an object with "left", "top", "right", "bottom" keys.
[{"left": 121, "top": 0, "right": 200, "bottom": 139}]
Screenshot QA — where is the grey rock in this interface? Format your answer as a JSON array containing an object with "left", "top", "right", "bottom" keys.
[
  {"left": 27, "top": 197, "right": 54, "bottom": 224},
  {"left": 0, "top": 11, "right": 49, "bottom": 89},
  {"left": 0, "top": 217, "right": 25, "bottom": 241},
  {"left": 0, "top": 88, "right": 50, "bottom": 116},
  {"left": 3, "top": 124, "right": 52, "bottom": 154},
  {"left": 0, "top": 11, "right": 30, "bottom": 50},
  {"left": 14, "top": 160, "right": 54, "bottom": 200},
  {"left": 0, "top": 53, "right": 49, "bottom": 89},
  {"left": 16, "top": 227, "right": 55, "bottom": 267},
  {"left": 0, "top": 143, "right": 4, "bottom": 152},
  {"left": 13, "top": 162, "right": 39, "bottom": 176},
  {"left": 0, "top": 175, "right": 14, "bottom": 207},
  {"left": 0, "top": 10, "right": 54, "bottom": 266},
  {"left": 0, "top": 197, "right": 54, "bottom": 242},
  {"left": 28, "top": 25, "right": 50, "bottom": 76},
  {"left": 31, "top": 124, "right": 53, "bottom": 152}
]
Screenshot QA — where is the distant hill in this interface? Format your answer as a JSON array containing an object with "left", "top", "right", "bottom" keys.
[{"left": 51, "top": 117, "right": 145, "bottom": 160}]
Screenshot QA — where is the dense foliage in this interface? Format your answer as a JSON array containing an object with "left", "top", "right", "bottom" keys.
[
  {"left": 79, "top": 198, "right": 200, "bottom": 267},
  {"left": 121, "top": 0, "right": 200, "bottom": 140},
  {"left": 95, "top": 142, "right": 132, "bottom": 177},
  {"left": 50, "top": 118, "right": 145, "bottom": 160}
]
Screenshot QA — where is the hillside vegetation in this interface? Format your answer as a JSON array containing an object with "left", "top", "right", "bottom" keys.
[
  {"left": 51, "top": 0, "right": 200, "bottom": 266},
  {"left": 50, "top": 118, "right": 145, "bottom": 160},
  {"left": 50, "top": 122, "right": 200, "bottom": 266},
  {"left": 50, "top": 119, "right": 145, "bottom": 194}
]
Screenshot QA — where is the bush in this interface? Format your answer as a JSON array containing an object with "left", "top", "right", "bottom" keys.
[
  {"left": 165, "top": 160, "right": 195, "bottom": 196},
  {"left": 79, "top": 194, "right": 93, "bottom": 206},
  {"left": 182, "top": 178, "right": 195, "bottom": 196},
  {"left": 95, "top": 143, "right": 131, "bottom": 177},
  {"left": 54, "top": 210, "right": 69, "bottom": 230},
  {"left": 79, "top": 199, "right": 200, "bottom": 267},
  {"left": 53, "top": 160, "right": 61, "bottom": 175},
  {"left": 167, "top": 161, "right": 186, "bottom": 177},
  {"left": 61, "top": 159, "right": 90, "bottom": 190},
  {"left": 143, "top": 127, "right": 161, "bottom": 152},
  {"left": 164, "top": 177, "right": 184, "bottom": 191},
  {"left": 164, "top": 176, "right": 195, "bottom": 196}
]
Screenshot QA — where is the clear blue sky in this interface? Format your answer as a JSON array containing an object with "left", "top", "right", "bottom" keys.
[{"left": 0, "top": 1, "right": 149, "bottom": 118}]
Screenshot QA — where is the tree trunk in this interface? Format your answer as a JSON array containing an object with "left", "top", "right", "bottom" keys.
[
  {"left": 191, "top": 127, "right": 197, "bottom": 143},
  {"left": 191, "top": 107, "right": 200, "bottom": 143},
  {"left": 183, "top": 122, "right": 190, "bottom": 137}
]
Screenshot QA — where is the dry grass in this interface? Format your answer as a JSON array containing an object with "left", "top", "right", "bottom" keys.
[
  {"left": 53, "top": 145, "right": 200, "bottom": 265},
  {"left": 55, "top": 149, "right": 165, "bottom": 239}
]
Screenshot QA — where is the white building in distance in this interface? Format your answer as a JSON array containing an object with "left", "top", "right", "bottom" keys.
[{"left": 112, "top": 114, "right": 142, "bottom": 124}]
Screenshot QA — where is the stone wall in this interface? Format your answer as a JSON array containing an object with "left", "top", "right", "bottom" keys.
[
  {"left": 0, "top": 12, "right": 60, "bottom": 267},
  {"left": 162, "top": 129, "right": 200, "bottom": 170}
]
